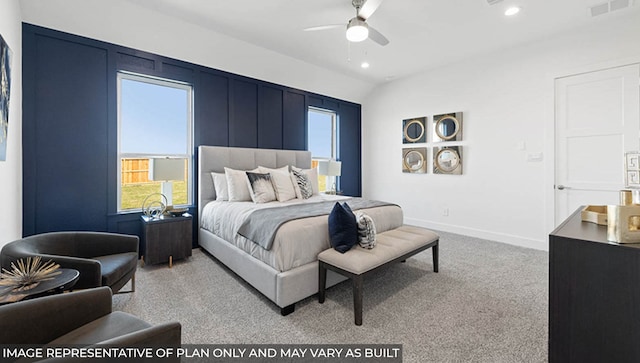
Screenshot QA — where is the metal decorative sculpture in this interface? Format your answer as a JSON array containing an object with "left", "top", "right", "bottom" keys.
[{"left": 142, "top": 193, "right": 167, "bottom": 219}]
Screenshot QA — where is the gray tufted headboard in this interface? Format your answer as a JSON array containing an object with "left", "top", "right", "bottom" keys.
[{"left": 197, "top": 146, "right": 312, "bottom": 222}]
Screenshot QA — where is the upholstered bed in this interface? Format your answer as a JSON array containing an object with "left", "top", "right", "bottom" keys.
[{"left": 197, "top": 146, "right": 403, "bottom": 314}]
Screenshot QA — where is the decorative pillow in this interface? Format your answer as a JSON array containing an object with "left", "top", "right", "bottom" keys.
[
  {"left": 210, "top": 172, "right": 229, "bottom": 201},
  {"left": 224, "top": 167, "right": 252, "bottom": 202},
  {"left": 328, "top": 202, "right": 358, "bottom": 253},
  {"left": 305, "top": 167, "right": 320, "bottom": 195},
  {"left": 291, "top": 169, "right": 313, "bottom": 199},
  {"left": 355, "top": 212, "right": 377, "bottom": 249},
  {"left": 290, "top": 172, "right": 303, "bottom": 199},
  {"left": 245, "top": 172, "right": 277, "bottom": 203},
  {"left": 259, "top": 166, "right": 296, "bottom": 202},
  {"left": 292, "top": 166, "right": 319, "bottom": 195}
]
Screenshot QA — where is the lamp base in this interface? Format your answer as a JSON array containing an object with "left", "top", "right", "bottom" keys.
[{"left": 161, "top": 181, "right": 173, "bottom": 206}]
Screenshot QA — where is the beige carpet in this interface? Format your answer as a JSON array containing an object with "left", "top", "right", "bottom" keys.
[{"left": 113, "top": 231, "right": 548, "bottom": 363}]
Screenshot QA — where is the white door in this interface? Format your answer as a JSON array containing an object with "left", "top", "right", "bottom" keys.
[{"left": 555, "top": 64, "right": 640, "bottom": 225}]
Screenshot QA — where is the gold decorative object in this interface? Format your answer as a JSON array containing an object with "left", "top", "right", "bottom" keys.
[
  {"left": 581, "top": 205, "right": 608, "bottom": 225},
  {"left": 0, "top": 256, "right": 61, "bottom": 293},
  {"left": 433, "top": 112, "right": 463, "bottom": 142},
  {"left": 607, "top": 205, "right": 640, "bottom": 244},
  {"left": 402, "top": 147, "right": 427, "bottom": 173},
  {"left": 620, "top": 190, "right": 633, "bottom": 205},
  {"left": 434, "top": 146, "right": 462, "bottom": 175},
  {"left": 402, "top": 117, "right": 426, "bottom": 144}
]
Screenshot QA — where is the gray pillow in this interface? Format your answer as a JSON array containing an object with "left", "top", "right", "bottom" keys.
[{"left": 356, "top": 212, "right": 377, "bottom": 249}]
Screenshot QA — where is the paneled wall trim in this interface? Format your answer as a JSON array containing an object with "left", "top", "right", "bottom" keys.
[{"left": 22, "top": 23, "right": 362, "bottom": 242}]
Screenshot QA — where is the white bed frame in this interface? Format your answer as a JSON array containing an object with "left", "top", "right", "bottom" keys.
[{"left": 197, "top": 146, "right": 345, "bottom": 315}]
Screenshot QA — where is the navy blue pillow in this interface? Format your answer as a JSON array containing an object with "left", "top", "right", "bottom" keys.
[{"left": 328, "top": 202, "right": 358, "bottom": 253}]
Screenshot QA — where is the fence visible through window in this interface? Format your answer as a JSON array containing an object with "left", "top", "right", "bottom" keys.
[{"left": 120, "top": 158, "right": 187, "bottom": 210}]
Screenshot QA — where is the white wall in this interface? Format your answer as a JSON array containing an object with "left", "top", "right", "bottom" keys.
[
  {"left": 0, "top": 0, "right": 22, "bottom": 247},
  {"left": 19, "top": 0, "right": 374, "bottom": 104},
  {"left": 362, "top": 12, "right": 640, "bottom": 250}
]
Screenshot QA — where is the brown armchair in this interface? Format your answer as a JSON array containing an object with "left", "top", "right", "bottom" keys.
[
  {"left": 0, "top": 287, "right": 181, "bottom": 346},
  {"left": 0, "top": 232, "right": 138, "bottom": 293}
]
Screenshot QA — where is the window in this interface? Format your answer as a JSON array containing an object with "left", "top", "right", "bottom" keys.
[
  {"left": 308, "top": 107, "right": 338, "bottom": 192},
  {"left": 117, "top": 72, "right": 193, "bottom": 212}
]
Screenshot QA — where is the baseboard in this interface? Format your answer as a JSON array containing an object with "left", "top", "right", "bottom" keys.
[{"left": 404, "top": 217, "right": 548, "bottom": 252}]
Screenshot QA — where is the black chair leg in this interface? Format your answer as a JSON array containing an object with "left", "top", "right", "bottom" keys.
[
  {"left": 433, "top": 243, "right": 439, "bottom": 273},
  {"left": 318, "top": 262, "right": 327, "bottom": 304},
  {"left": 353, "top": 275, "right": 363, "bottom": 326}
]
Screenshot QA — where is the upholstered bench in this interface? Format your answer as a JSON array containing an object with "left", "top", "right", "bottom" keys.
[{"left": 318, "top": 225, "right": 439, "bottom": 325}]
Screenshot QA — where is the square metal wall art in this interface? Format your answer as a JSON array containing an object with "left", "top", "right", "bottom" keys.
[
  {"left": 434, "top": 146, "right": 462, "bottom": 175},
  {"left": 402, "top": 147, "right": 427, "bottom": 173},
  {"left": 433, "top": 112, "right": 463, "bottom": 142},
  {"left": 402, "top": 117, "right": 426, "bottom": 144}
]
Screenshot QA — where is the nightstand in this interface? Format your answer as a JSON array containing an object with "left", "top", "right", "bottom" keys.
[{"left": 140, "top": 214, "right": 193, "bottom": 267}]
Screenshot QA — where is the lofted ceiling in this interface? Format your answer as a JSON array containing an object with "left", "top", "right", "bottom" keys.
[{"left": 120, "top": 0, "right": 638, "bottom": 84}]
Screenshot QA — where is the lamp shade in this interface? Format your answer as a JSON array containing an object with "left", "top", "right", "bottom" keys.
[
  {"left": 318, "top": 160, "right": 342, "bottom": 177},
  {"left": 149, "top": 158, "right": 185, "bottom": 181},
  {"left": 346, "top": 18, "right": 369, "bottom": 42}
]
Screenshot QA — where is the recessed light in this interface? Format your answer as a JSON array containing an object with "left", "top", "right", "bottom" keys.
[
  {"left": 361, "top": 62, "right": 370, "bottom": 69},
  {"left": 505, "top": 6, "right": 520, "bottom": 16}
]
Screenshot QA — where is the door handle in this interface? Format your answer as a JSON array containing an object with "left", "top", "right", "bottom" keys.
[{"left": 557, "top": 185, "right": 568, "bottom": 190}]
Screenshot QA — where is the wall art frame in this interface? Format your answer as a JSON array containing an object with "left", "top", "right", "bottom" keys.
[
  {"left": 626, "top": 151, "right": 640, "bottom": 188},
  {"left": 402, "top": 147, "right": 427, "bottom": 173},
  {"left": 402, "top": 117, "right": 427, "bottom": 144},
  {"left": 433, "top": 112, "right": 463, "bottom": 142},
  {"left": 0, "top": 33, "right": 12, "bottom": 162},
  {"left": 434, "top": 146, "right": 462, "bottom": 175}
]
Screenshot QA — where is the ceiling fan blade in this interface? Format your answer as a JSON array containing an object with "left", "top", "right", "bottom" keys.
[
  {"left": 358, "top": 0, "right": 384, "bottom": 20},
  {"left": 304, "top": 24, "right": 344, "bottom": 32},
  {"left": 368, "top": 26, "right": 389, "bottom": 46}
]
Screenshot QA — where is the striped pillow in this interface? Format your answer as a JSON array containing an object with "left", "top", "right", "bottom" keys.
[{"left": 291, "top": 169, "right": 313, "bottom": 199}]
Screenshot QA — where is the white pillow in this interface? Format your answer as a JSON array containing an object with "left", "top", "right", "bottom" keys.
[
  {"left": 259, "top": 166, "right": 296, "bottom": 202},
  {"left": 210, "top": 172, "right": 229, "bottom": 201},
  {"left": 292, "top": 166, "right": 319, "bottom": 195},
  {"left": 224, "top": 167, "right": 252, "bottom": 202}
]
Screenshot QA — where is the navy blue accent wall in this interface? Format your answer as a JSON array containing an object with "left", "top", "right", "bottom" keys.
[{"left": 22, "top": 23, "right": 362, "bottom": 242}]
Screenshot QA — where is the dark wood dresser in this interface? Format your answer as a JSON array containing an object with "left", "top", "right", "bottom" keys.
[{"left": 549, "top": 207, "right": 640, "bottom": 363}]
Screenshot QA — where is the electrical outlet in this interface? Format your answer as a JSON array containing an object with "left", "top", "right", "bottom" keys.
[{"left": 443, "top": 208, "right": 449, "bottom": 216}]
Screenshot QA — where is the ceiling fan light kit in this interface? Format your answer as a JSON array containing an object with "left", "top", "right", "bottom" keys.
[
  {"left": 346, "top": 17, "right": 369, "bottom": 42},
  {"left": 305, "top": 0, "right": 389, "bottom": 46}
]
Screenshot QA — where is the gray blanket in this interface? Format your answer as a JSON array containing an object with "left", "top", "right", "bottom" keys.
[{"left": 237, "top": 198, "right": 395, "bottom": 250}]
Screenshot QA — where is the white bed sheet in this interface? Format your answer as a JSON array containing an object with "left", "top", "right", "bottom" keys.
[{"left": 200, "top": 195, "right": 403, "bottom": 272}]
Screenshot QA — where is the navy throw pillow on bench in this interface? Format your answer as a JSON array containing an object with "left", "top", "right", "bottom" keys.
[{"left": 328, "top": 202, "right": 358, "bottom": 253}]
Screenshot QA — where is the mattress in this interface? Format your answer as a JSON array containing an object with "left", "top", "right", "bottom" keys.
[{"left": 200, "top": 195, "right": 404, "bottom": 272}]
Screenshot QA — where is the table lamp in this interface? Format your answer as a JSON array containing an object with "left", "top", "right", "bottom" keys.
[
  {"left": 149, "top": 158, "right": 185, "bottom": 206},
  {"left": 318, "top": 159, "right": 342, "bottom": 194}
]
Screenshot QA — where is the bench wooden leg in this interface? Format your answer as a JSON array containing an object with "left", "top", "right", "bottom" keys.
[
  {"left": 280, "top": 304, "right": 295, "bottom": 316},
  {"left": 433, "top": 243, "right": 439, "bottom": 273},
  {"left": 318, "top": 262, "right": 327, "bottom": 304},
  {"left": 353, "top": 275, "right": 363, "bottom": 326}
]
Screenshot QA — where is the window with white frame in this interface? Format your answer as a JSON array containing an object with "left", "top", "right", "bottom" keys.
[
  {"left": 307, "top": 107, "right": 338, "bottom": 192},
  {"left": 117, "top": 72, "right": 193, "bottom": 212}
]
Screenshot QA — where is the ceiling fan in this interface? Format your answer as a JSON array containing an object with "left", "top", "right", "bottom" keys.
[{"left": 304, "top": 0, "right": 390, "bottom": 46}]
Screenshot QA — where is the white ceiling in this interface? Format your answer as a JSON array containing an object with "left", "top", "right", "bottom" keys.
[{"left": 124, "top": 0, "right": 638, "bottom": 84}]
